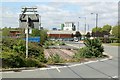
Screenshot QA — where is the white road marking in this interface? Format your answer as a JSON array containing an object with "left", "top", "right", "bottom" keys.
[
  {"left": 112, "top": 76, "right": 118, "bottom": 78},
  {"left": 56, "top": 67, "right": 61, "bottom": 72},
  {"left": 68, "top": 63, "right": 83, "bottom": 67},
  {"left": 22, "top": 70, "right": 36, "bottom": 72},
  {"left": 99, "top": 58, "right": 109, "bottom": 62}
]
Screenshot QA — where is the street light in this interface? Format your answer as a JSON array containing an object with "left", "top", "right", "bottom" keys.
[
  {"left": 91, "top": 13, "right": 98, "bottom": 37},
  {"left": 79, "top": 17, "right": 86, "bottom": 39}
]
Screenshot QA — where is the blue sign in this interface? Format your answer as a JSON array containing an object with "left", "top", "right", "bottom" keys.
[{"left": 23, "top": 37, "right": 40, "bottom": 42}]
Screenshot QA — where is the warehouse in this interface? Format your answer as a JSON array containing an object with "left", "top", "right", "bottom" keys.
[{"left": 47, "top": 30, "right": 84, "bottom": 41}]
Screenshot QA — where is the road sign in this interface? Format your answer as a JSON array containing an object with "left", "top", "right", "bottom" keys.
[
  {"left": 25, "top": 28, "right": 32, "bottom": 34},
  {"left": 23, "top": 37, "right": 40, "bottom": 42}
]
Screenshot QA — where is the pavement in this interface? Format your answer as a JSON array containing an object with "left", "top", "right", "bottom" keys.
[{"left": 1, "top": 42, "right": 119, "bottom": 79}]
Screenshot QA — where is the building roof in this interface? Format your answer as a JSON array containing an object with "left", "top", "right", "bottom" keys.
[{"left": 47, "top": 30, "right": 84, "bottom": 35}]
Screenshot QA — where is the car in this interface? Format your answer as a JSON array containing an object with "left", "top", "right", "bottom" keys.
[{"left": 74, "top": 37, "right": 79, "bottom": 42}]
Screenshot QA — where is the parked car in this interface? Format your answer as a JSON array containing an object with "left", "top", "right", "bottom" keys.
[{"left": 74, "top": 37, "right": 78, "bottom": 42}]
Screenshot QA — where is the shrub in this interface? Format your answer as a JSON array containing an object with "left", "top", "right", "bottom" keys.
[
  {"left": 2, "top": 38, "right": 46, "bottom": 68},
  {"left": 2, "top": 54, "right": 25, "bottom": 68},
  {"left": 84, "top": 38, "right": 104, "bottom": 54},
  {"left": 25, "top": 58, "right": 40, "bottom": 67},
  {"left": 48, "top": 54, "right": 64, "bottom": 64},
  {"left": 74, "top": 38, "right": 104, "bottom": 59}
]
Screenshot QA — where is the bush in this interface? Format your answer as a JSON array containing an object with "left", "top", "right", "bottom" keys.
[
  {"left": 25, "top": 58, "right": 40, "bottom": 67},
  {"left": 84, "top": 38, "right": 104, "bottom": 54},
  {"left": 47, "top": 54, "right": 64, "bottom": 64},
  {"left": 2, "top": 38, "right": 46, "bottom": 68},
  {"left": 74, "top": 38, "right": 104, "bottom": 59},
  {"left": 2, "top": 54, "right": 25, "bottom": 68}
]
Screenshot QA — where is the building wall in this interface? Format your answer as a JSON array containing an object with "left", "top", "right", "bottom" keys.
[
  {"left": 48, "top": 34, "right": 72, "bottom": 38},
  {"left": 63, "top": 22, "right": 76, "bottom": 31}
]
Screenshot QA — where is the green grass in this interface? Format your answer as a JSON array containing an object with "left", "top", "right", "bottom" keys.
[{"left": 109, "top": 43, "right": 120, "bottom": 46}]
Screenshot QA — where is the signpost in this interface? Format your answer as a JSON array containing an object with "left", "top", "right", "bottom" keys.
[{"left": 19, "top": 7, "right": 39, "bottom": 58}]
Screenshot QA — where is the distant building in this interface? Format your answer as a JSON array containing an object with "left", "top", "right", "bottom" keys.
[
  {"left": 63, "top": 22, "right": 76, "bottom": 31},
  {"left": 9, "top": 30, "right": 21, "bottom": 38},
  {"left": 61, "top": 24, "right": 64, "bottom": 30},
  {"left": 47, "top": 30, "right": 84, "bottom": 40}
]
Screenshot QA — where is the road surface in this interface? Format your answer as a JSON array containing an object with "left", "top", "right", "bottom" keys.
[{"left": 1, "top": 42, "right": 119, "bottom": 79}]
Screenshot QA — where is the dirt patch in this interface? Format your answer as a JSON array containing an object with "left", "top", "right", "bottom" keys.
[{"left": 44, "top": 49, "right": 75, "bottom": 60}]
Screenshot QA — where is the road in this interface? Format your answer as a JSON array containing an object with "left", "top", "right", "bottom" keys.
[{"left": 1, "top": 42, "right": 119, "bottom": 79}]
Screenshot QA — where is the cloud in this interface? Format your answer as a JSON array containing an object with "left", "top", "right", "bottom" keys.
[{"left": 0, "top": 2, "right": 118, "bottom": 31}]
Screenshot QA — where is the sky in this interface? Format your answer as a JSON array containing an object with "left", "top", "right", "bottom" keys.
[{"left": 0, "top": 0, "right": 119, "bottom": 32}]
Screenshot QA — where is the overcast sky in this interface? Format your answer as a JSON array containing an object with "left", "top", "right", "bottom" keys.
[{"left": 0, "top": 0, "right": 119, "bottom": 32}]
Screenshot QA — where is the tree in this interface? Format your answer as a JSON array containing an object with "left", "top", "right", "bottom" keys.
[
  {"left": 30, "top": 29, "right": 48, "bottom": 44},
  {"left": 112, "top": 25, "right": 120, "bottom": 38},
  {"left": 102, "top": 24, "right": 112, "bottom": 36},
  {"left": 71, "top": 33, "right": 74, "bottom": 38},
  {"left": 92, "top": 27, "right": 102, "bottom": 37},
  {"left": 75, "top": 31, "right": 82, "bottom": 40},
  {"left": 102, "top": 24, "right": 112, "bottom": 32},
  {"left": 2, "top": 27, "right": 10, "bottom": 37},
  {"left": 30, "top": 29, "right": 40, "bottom": 37},
  {"left": 86, "top": 32, "right": 91, "bottom": 38},
  {"left": 39, "top": 30, "right": 48, "bottom": 44},
  {"left": 92, "top": 27, "right": 102, "bottom": 32}
]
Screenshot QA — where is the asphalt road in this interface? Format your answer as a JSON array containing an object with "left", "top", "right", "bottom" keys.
[{"left": 1, "top": 42, "right": 119, "bottom": 79}]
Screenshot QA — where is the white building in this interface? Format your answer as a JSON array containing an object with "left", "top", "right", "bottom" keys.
[{"left": 63, "top": 22, "right": 76, "bottom": 31}]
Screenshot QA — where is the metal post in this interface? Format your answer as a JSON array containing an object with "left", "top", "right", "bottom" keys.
[
  {"left": 88, "top": 24, "right": 89, "bottom": 32},
  {"left": 91, "top": 13, "right": 98, "bottom": 38},
  {"left": 96, "top": 13, "right": 98, "bottom": 29},
  {"left": 79, "top": 17, "right": 86, "bottom": 40},
  {"left": 78, "top": 21, "right": 79, "bottom": 31},
  {"left": 26, "top": 15, "right": 29, "bottom": 58},
  {"left": 96, "top": 13, "right": 98, "bottom": 37},
  {"left": 85, "top": 17, "right": 86, "bottom": 35},
  {"left": 39, "top": 16, "right": 41, "bottom": 30}
]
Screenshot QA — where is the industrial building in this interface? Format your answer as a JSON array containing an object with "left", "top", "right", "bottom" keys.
[
  {"left": 61, "top": 22, "right": 76, "bottom": 31},
  {"left": 47, "top": 30, "right": 84, "bottom": 41}
]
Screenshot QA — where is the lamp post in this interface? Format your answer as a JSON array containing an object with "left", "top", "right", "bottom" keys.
[
  {"left": 91, "top": 13, "right": 98, "bottom": 37},
  {"left": 79, "top": 17, "right": 86, "bottom": 39}
]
